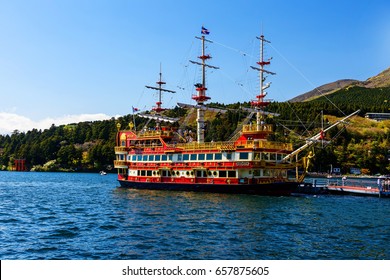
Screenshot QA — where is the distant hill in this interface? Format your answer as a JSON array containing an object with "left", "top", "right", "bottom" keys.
[
  {"left": 290, "top": 67, "right": 390, "bottom": 102},
  {"left": 363, "top": 67, "right": 390, "bottom": 88},
  {"left": 289, "top": 79, "right": 359, "bottom": 102}
]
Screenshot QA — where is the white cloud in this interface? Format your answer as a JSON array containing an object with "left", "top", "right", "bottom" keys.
[{"left": 0, "top": 112, "right": 114, "bottom": 135}]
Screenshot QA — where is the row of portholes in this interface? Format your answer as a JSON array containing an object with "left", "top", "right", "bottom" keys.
[
  {"left": 169, "top": 171, "right": 220, "bottom": 176},
  {"left": 138, "top": 170, "right": 237, "bottom": 178},
  {"left": 150, "top": 170, "right": 219, "bottom": 176},
  {"left": 150, "top": 170, "right": 195, "bottom": 176}
]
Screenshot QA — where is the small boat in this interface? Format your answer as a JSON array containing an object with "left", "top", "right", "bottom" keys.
[{"left": 100, "top": 171, "right": 107, "bottom": 175}]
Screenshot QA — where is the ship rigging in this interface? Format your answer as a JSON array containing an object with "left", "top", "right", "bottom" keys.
[{"left": 114, "top": 27, "right": 359, "bottom": 195}]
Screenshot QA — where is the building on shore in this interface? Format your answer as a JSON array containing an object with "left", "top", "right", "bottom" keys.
[{"left": 364, "top": 112, "right": 390, "bottom": 121}]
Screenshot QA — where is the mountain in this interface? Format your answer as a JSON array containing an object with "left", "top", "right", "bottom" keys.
[
  {"left": 364, "top": 67, "right": 390, "bottom": 88},
  {"left": 290, "top": 67, "right": 390, "bottom": 102},
  {"left": 289, "top": 79, "right": 359, "bottom": 102}
]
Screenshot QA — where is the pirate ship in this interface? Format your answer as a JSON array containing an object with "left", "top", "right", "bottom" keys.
[{"left": 114, "top": 28, "right": 359, "bottom": 196}]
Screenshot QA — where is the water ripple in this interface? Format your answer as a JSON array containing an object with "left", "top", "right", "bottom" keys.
[{"left": 0, "top": 172, "right": 389, "bottom": 259}]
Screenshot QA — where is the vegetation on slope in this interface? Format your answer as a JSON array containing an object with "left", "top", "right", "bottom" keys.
[{"left": 1, "top": 85, "right": 389, "bottom": 174}]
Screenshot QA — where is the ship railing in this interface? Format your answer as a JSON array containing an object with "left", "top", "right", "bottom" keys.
[
  {"left": 328, "top": 178, "right": 379, "bottom": 188},
  {"left": 171, "top": 141, "right": 237, "bottom": 151},
  {"left": 173, "top": 141, "right": 229, "bottom": 151},
  {"left": 242, "top": 124, "right": 273, "bottom": 133},
  {"left": 114, "top": 160, "right": 127, "bottom": 166},
  {"left": 115, "top": 143, "right": 165, "bottom": 150},
  {"left": 115, "top": 146, "right": 128, "bottom": 153},
  {"left": 171, "top": 140, "right": 292, "bottom": 151},
  {"left": 137, "top": 130, "right": 174, "bottom": 138},
  {"left": 235, "top": 140, "right": 293, "bottom": 150}
]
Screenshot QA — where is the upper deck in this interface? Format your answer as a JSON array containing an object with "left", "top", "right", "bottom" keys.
[{"left": 116, "top": 134, "right": 292, "bottom": 154}]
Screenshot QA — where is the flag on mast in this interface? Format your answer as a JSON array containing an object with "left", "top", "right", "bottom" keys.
[
  {"left": 132, "top": 106, "right": 139, "bottom": 113},
  {"left": 201, "top": 26, "right": 210, "bottom": 35}
]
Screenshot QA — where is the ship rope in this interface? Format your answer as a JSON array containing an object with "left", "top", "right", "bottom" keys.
[
  {"left": 179, "top": 108, "right": 195, "bottom": 131},
  {"left": 176, "top": 40, "right": 197, "bottom": 104},
  {"left": 325, "top": 125, "right": 347, "bottom": 147},
  {"left": 141, "top": 118, "right": 153, "bottom": 132},
  {"left": 268, "top": 43, "right": 348, "bottom": 117},
  {"left": 214, "top": 38, "right": 350, "bottom": 118},
  {"left": 213, "top": 39, "right": 353, "bottom": 149},
  {"left": 228, "top": 111, "right": 255, "bottom": 141},
  {"left": 172, "top": 37, "right": 353, "bottom": 154}
]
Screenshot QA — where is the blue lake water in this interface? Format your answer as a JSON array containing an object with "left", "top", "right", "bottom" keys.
[{"left": 0, "top": 171, "right": 389, "bottom": 260}]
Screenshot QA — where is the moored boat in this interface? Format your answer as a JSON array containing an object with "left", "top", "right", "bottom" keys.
[{"left": 114, "top": 28, "right": 359, "bottom": 196}]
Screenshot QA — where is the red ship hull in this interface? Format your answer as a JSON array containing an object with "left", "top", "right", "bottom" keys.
[{"left": 118, "top": 180, "right": 299, "bottom": 196}]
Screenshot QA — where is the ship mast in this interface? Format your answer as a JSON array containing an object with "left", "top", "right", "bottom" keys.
[
  {"left": 190, "top": 27, "right": 219, "bottom": 143},
  {"left": 145, "top": 65, "right": 176, "bottom": 129},
  {"left": 250, "top": 34, "right": 275, "bottom": 131}
]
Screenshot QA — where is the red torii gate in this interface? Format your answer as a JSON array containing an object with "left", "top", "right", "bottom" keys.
[{"left": 14, "top": 159, "right": 26, "bottom": 171}]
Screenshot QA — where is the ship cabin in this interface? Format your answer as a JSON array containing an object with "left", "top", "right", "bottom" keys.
[{"left": 114, "top": 124, "right": 294, "bottom": 185}]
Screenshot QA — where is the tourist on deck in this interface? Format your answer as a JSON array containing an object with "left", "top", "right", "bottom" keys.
[
  {"left": 377, "top": 177, "right": 383, "bottom": 190},
  {"left": 384, "top": 178, "right": 390, "bottom": 192}
]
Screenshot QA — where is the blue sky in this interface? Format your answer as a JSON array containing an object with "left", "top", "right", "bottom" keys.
[{"left": 0, "top": 0, "right": 389, "bottom": 134}]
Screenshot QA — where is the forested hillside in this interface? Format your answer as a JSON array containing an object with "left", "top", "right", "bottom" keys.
[
  {"left": 290, "top": 66, "right": 390, "bottom": 102},
  {"left": 1, "top": 87, "right": 389, "bottom": 174}
]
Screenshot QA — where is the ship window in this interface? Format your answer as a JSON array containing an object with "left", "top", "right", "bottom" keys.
[
  {"left": 140, "top": 170, "right": 146, "bottom": 176},
  {"left": 263, "top": 169, "right": 270, "bottom": 176},
  {"left": 161, "top": 155, "right": 167, "bottom": 161},
  {"left": 168, "top": 155, "right": 173, "bottom": 161},
  {"left": 228, "top": 171, "right": 236, "bottom": 178},
  {"left": 190, "top": 154, "right": 197, "bottom": 161},
  {"left": 239, "top": 152, "right": 249, "bottom": 160},
  {"left": 270, "top": 153, "right": 276, "bottom": 161},
  {"left": 148, "top": 155, "right": 154, "bottom": 161},
  {"left": 183, "top": 154, "right": 189, "bottom": 161},
  {"left": 142, "top": 155, "right": 148, "bottom": 161},
  {"left": 177, "top": 154, "right": 183, "bottom": 161},
  {"left": 147, "top": 170, "right": 152, "bottom": 176},
  {"left": 219, "top": 171, "right": 227, "bottom": 177},
  {"left": 155, "top": 155, "right": 161, "bottom": 161},
  {"left": 137, "top": 155, "right": 142, "bottom": 161},
  {"left": 121, "top": 140, "right": 126, "bottom": 146},
  {"left": 277, "top": 154, "right": 282, "bottom": 161},
  {"left": 206, "top": 154, "right": 213, "bottom": 160},
  {"left": 119, "top": 154, "right": 124, "bottom": 160},
  {"left": 226, "top": 153, "right": 232, "bottom": 160},
  {"left": 198, "top": 154, "right": 205, "bottom": 160},
  {"left": 132, "top": 155, "right": 136, "bottom": 161},
  {"left": 263, "top": 153, "right": 270, "bottom": 160},
  {"left": 214, "top": 153, "right": 222, "bottom": 160},
  {"left": 253, "top": 169, "right": 261, "bottom": 176},
  {"left": 196, "top": 170, "right": 207, "bottom": 177},
  {"left": 254, "top": 153, "right": 261, "bottom": 160}
]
